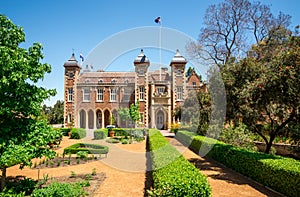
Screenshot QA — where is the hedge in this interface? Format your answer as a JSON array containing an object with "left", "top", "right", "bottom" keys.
[
  {"left": 148, "top": 129, "right": 211, "bottom": 197},
  {"left": 176, "top": 130, "right": 300, "bottom": 197},
  {"left": 63, "top": 143, "right": 109, "bottom": 155},
  {"left": 70, "top": 128, "right": 86, "bottom": 139},
  {"left": 94, "top": 129, "right": 108, "bottom": 139}
]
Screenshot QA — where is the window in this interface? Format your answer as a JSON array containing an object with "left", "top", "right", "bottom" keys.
[
  {"left": 68, "top": 88, "right": 73, "bottom": 102},
  {"left": 98, "top": 79, "right": 103, "bottom": 84},
  {"left": 139, "top": 86, "right": 145, "bottom": 100},
  {"left": 112, "top": 79, "right": 116, "bottom": 84},
  {"left": 97, "top": 88, "right": 104, "bottom": 102},
  {"left": 192, "top": 81, "right": 196, "bottom": 87},
  {"left": 83, "top": 88, "right": 90, "bottom": 102},
  {"left": 123, "top": 89, "right": 131, "bottom": 102},
  {"left": 177, "top": 86, "right": 183, "bottom": 100},
  {"left": 110, "top": 88, "right": 117, "bottom": 102},
  {"left": 157, "top": 86, "right": 165, "bottom": 93},
  {"left": 68, "top": 114, "right": 72, "bottom": 123}
]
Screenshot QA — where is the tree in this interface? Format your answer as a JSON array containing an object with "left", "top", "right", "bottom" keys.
[
  {"left": 42, "top": 100, "right": 64, "bottom": 124},
  {"left": 118, "top": 107, "right": 131, "bottom": 127},
  {"left": 222, "top": 29, "right": 300, "bottom": 153},
  {"left": 129, "top": 101, "right": 140, "bottom": 127},
  {"left": 0, "top": 15, "right": 58, "bottom": 190},
  {"left": 188, "top": 0, "right": 291, "bottom": 68}
]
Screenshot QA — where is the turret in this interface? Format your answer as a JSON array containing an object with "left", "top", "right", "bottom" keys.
[{"left": 63, "top": 53, "right": 81, "bottom": 127}]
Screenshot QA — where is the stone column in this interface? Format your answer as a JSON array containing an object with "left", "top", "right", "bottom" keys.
[
  {"left": 102, "top": 110, "right": 105, "bottom": 129},
  {"left": 94, "top": 110, "right": 97, "bottom": 130},
  {"left": 85, "top": 111, "right": 88, "bottom": 129}
]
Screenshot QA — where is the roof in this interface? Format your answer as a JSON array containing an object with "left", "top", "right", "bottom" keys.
[
  {"left": 170, "top": 49, "right": 187, "bottom": 63},
  {"left": 64, "top": 53, "right": 81, "bottom": 68},
  {"left": 134, "top": 49, "right": 149, "bottom": 64},
  {"left": 78, "top": 71, "right": 136, "bottom": 83}
]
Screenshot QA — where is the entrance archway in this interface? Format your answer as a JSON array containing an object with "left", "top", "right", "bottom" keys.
[
  {"left": 96, "top": 109, "right": 102, "bottom": 129},
  {"left": 156, "top": 110, "right": 164, "bottom": 130},
  {"left": 79, "top": 110, "right": 86, "bottom": 129},
  {"left": 88, "top": 109, "right": 94, "bottom": 129},
  {"left": 104, "top": 109, "right": 110, "bottom": 127}
]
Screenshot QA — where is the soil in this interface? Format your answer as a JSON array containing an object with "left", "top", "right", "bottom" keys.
[{"left": 6, "top": 134, "right": 285, "bottom": 197}]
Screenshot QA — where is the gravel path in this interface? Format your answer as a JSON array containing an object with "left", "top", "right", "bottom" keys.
[{"left": 167, "top": 136, "right": 284, "bottom": 197}]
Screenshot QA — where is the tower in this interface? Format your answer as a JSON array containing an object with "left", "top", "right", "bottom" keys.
[
  {"left": 63, "top": 53, "right": 81, "bottom": 127},
  {"left": 170, "top": 49, "right": 187, "bottom": 123},
  {"left": 134, "top": 49, "right": 150, "bottom": 127}
]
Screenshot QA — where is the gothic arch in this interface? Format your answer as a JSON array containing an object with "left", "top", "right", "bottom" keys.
[
  {"left": 96, "top": 109, "right": 103, "bottom": 129},
  {"left": 88, "top": 109, "right": 94, "bottom": 129},
  {"left": 79, "top": 109, "right": 86, "bottom": 129},
  {"left": 103, "top": 108, "right": 111, "bottom": 127}
]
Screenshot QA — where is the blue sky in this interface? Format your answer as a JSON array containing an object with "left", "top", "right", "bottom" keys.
[{"left": 1, "top": 0, "right": 299, "bottom": 106}]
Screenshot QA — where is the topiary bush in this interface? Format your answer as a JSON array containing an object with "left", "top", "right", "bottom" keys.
[
  {"left": 70, "top": 128, "right": 86, "bottom": 139},
  {"left": 148, "top": 129, "right": 211, "bottom": 197},
  {"left": 176, "top": 130, "right": 300, "bottom": 197},
  {"left": 63, "top": 143, "right": 109, "bottom": 155},
  {"left": 94, "top": 129, "right": 108, "bottom": 139}
]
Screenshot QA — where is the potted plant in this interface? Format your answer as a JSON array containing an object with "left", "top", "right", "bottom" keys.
[{"left": 107, "top": 125, "right": 115, "bottom": 137}]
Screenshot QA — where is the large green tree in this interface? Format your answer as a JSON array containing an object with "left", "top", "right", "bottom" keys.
[
  {"left": 0, "top": 15, "right": 58, "bottom": 190},
  {"left": 222, "top": 28, "right": 300, "bottom": 153}
]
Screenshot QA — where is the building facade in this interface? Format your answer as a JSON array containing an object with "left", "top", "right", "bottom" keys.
[{"left": 63, "top": 49, "right": 204, "bottom": 130}]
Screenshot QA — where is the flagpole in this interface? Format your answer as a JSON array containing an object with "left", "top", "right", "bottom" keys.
[{"left": 159, "top": 19, "right": 162, "bottom": 81}]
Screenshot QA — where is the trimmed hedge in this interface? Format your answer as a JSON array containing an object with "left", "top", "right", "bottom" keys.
[
  {"left": 148, "top": 129, "right": 211, "bottom": 197},
  {"left": 53, "top": 128, "right": 71, "bottom": 136},
  {"left": 94, "top": 129, "right": 108, "bottom": 139},
  {"left": 63, "top": 143, "right": 109, "bottom": 155},
  {"left": 70, "top": 128, "right": 86, "bottom": 139},
  {"left": 176, "top": 130, "right": 300, "bottom": 197}
]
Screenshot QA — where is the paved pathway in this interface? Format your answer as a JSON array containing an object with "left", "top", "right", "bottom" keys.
[{"left": 165, "top": 133, "right": 284, "bottom": 197}]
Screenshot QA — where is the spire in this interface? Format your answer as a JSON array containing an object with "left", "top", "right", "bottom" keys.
[
  {"left": 134, "top": 49, "right": 149, "bottom": 64},
  {"left": 64, "top": 53, "right": 81, "bottom": 68},
  {"left": 171, "top": 49, "right": 187, "bottom": 63}
]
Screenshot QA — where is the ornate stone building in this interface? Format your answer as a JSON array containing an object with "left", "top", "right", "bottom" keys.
[{"left": 63, "top": 49, "right": 204, "bottom": 130}]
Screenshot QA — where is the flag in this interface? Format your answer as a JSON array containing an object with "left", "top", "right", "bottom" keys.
[
  {"left": 79, "top": 53, "right": 84, "bottom": 62},
  {"left": 154, "top": 17, "right": 161, "bottom": 24}
]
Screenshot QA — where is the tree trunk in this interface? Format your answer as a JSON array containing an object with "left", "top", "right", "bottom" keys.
[
  {"left": 265, "top": 133, "right": 276, "bottom": 154},
  {"left": 265, "top": 142, "right": 272, "bottom": 154},
  {"left": 0, "top": 166, "right": 6, "bottom": 192}
]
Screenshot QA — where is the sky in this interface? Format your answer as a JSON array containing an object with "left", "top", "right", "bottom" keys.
[{"left": 0, "top": 0, "right": 299, "bottom": 106}]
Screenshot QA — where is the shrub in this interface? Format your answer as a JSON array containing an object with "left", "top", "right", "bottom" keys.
[
  {"left": 170, "top": 123, "right": 180, "bottom": 133},
  {"left": 220, "top": 123, "right": 257, "bottom": 151},
  {"left": 63, "top": 143, "right": 109, "bottom": 155},
  {"left": 176, "top": 130, "right": 300, "bottom": 197},
  {"left": 31, "top": 182, "right": 87, "bottom": 197},
  {"left": 113, "top": 128, "right": 130, "bottom": 136},
  {"left": 59, "top": 128, "right": 71, "bottom": 136},
  {"left": 94, "top": 129, "right": 108, "bottom": 139},
  {"left": 148, "top": 129, "right": 211, "bottom": 197},
  {"left": 76, "top": 151, "right": 88, "bottom": 159},
  {"left": 105, "top": 138, "right": 120, "bottom": 144},
  {"left": 3, "top": 178, "right": 36, "bottom": 196},
  {"left": 70, "top": 128, "right": 86, "bottom": 139}
]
